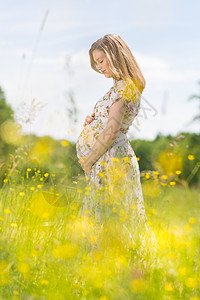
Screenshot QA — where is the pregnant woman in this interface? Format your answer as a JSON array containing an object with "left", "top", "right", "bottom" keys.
[
  {"left": 76, "top": 34, "right": 158, "bottom": 261},
  {"left": 76, "top": 33, "right": 147, "bottom": 220}
]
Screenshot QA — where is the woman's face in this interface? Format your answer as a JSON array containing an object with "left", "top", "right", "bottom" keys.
[{"left": 92, "top": 49, "right": 113, "bottom": 78}]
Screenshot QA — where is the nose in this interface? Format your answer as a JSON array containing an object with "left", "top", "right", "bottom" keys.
[{"left": 96, "top": 63, "right": 102, "bottom": 72}]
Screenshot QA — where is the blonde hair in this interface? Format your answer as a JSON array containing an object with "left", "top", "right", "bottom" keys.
[{"left": 89, "top": 34, "right": 146, "bottom": 93}]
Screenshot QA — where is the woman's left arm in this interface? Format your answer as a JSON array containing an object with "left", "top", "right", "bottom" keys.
[{"left": 78, "top": 100, "right": 127, "bottom": 174}]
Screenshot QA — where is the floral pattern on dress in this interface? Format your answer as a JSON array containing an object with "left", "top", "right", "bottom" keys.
[
  {"left": 76, "top": 78, "right": 158, "bottom": 260},
  {"left": 76, "top": 79, "right": 140, "bottom": 160}
]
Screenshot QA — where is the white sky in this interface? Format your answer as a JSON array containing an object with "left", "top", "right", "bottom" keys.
[{"left": 0, "top": 0, "right": 199, "bottom": 142}]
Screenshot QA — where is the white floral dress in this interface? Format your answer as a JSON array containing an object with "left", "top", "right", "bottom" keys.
[{"left": 76, "top": 78, "right": 158, "bottom": 260}]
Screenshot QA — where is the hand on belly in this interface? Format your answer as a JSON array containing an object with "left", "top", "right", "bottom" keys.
[
  {"left": 83, "top": 112, "right": 95, "bottom": 127},
  {"left": 76, "top": 122, "right": 98, "bottom": 159}
]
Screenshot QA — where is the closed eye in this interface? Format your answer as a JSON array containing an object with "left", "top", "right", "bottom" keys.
[
  {"left": 95, "top": 60, "right": 103, "bottom": 69},
  {"left": 95, "top": 59, "right": 103, "bottom": 64}
]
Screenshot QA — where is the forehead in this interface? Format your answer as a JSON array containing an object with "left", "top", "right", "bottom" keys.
[{"left": 92, "top": 49, "right": 105, "bottom": 61}]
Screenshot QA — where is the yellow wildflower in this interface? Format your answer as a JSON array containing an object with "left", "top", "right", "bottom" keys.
[
  {"left": 98, "top": 295, "right": 107, "bottom": 300},
  {"left": 85, "top": 186, "right": 91, "bottom": 190},
  {"left": 119, "top": 209, "right": 125, "bottom": 216},
  {"left": 129, "top": 241, "right": 136, "bottom": 248},
  {"left": 92, "top": 250, "right": 102, "bottom": 261},
  {"left": 185, "top": 242, "right": 191, "bottom": 247},
  {"left": 153, "top": 171, "right": 159, "bottom": 175},
  {"left": 44, "top": 173, "right": 49, "bottom": 177},
  {"left": 130, "top": 278, "right": 146, "bottom": 293},
  {"left": 13, "top": 291, "right": 19, "bottom": 295},
  {"left": 90, "top": 235, "right": 98, "bottom": 244},
  {"left": 173, "top": 226, "right": 178, "bottom": 231},
  {"left": 161, "top": 174, "right": 168, "bottom": 180},
  {"left": 185, "top": 277, "right": 198, "bottom": 289},
  {"left": 61, "top": 140, "right": 69, "bottom": 147},
  {"left": 147, "top": 221, "right": 152, "bottom": 226},
  {"left": 71, "top": 205, "right": 78, "bottom": 210},
  {"left": 98, "top": 172, "right": 104, "bottom": 177},
  {"left": 176, "top": 170, "right": 181, "bottom": 175},
  {"left": 111, "top": 157, "right": 120, "bottom": 162},
  {"left": 131, "top": 205, "right": 137, "bottom": 210},
  {"left": 169, "top": 181, "right": 176, "bottom": 186},
  {"left": 17, "top": 262, "right": 30, "bottom": 273},
  {"left": 178, "top": 267, "right": 187, "bottom": 276},
  {"left": 145, "top": 173, "right": 150, "bottom": 179},
  {"left": 150, "top": 208, "right": 156, "bottom": 214},
  {"left": 188, "top": 154, "right": 195, "bottom": 160},
  {"left": 164, "top": 282, "right": 174, "bottom": 291},
  {"left": 4, "top": 209, "right": 11, "bottom": 214},
  {"left": 189, "top": 217, "right": 196, "bottom": 224},
  {"left": 52, "top": 242, "right": 78, "bottom": 259},
  {"left": 40, "top": 279, "right": 49, "bottom": 285},
  {"left": 123, "top": 157, "right": 130, "bottom": 162}
]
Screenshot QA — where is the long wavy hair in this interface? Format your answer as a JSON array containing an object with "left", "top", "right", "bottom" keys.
[{"left": 89, "top": 34, "right": 146, "bottom": 93}]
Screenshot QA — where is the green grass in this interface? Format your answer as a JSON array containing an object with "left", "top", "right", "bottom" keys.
[{"left": 0, "top": 170, "right": 200, "bottom": 300}]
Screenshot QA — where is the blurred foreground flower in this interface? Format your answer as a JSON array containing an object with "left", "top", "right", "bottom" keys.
[
  {"left": 29, "top": 191, "right": 58, "bottom": 218},
  {"left": 52, "top": 242, "right": 79, "bottom": 259},
  {"left": 0, "top": 261, "right": 10, "bottom": 285},
  {"left": 0, "top": 120, "right": 25, "bottom": 145},
  {"left": 29, "top": 136, "right": 55, "bottom": 164},
  {"left": 17, "top": 262, "right": 30, "bottom": 274},
  {"left": 143, "top": 180, "right": 161, "bottom": 197},
  {"left": 157, "top": 150, "right": 183, "bottom": 175},
  {"left": 130, "top": 278, "right": 147, "bottom": 293}
]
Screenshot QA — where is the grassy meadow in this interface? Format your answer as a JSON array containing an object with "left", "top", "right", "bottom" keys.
[{"left": 0, "top": 146, "right": 200, "bottom": 300}]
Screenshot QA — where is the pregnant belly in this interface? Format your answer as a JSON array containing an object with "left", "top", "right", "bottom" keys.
[{"left": 76, "top": 120, "right": 102, "bottom": 159}]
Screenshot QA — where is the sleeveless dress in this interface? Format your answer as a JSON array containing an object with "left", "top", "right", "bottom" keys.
[{"left": 76, "top": 78, "right": 158, "bottom": 261}]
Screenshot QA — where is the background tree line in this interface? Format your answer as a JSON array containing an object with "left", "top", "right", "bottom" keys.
[{"left": 0, "top": 86, "right": 199, "bottom": 188}]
